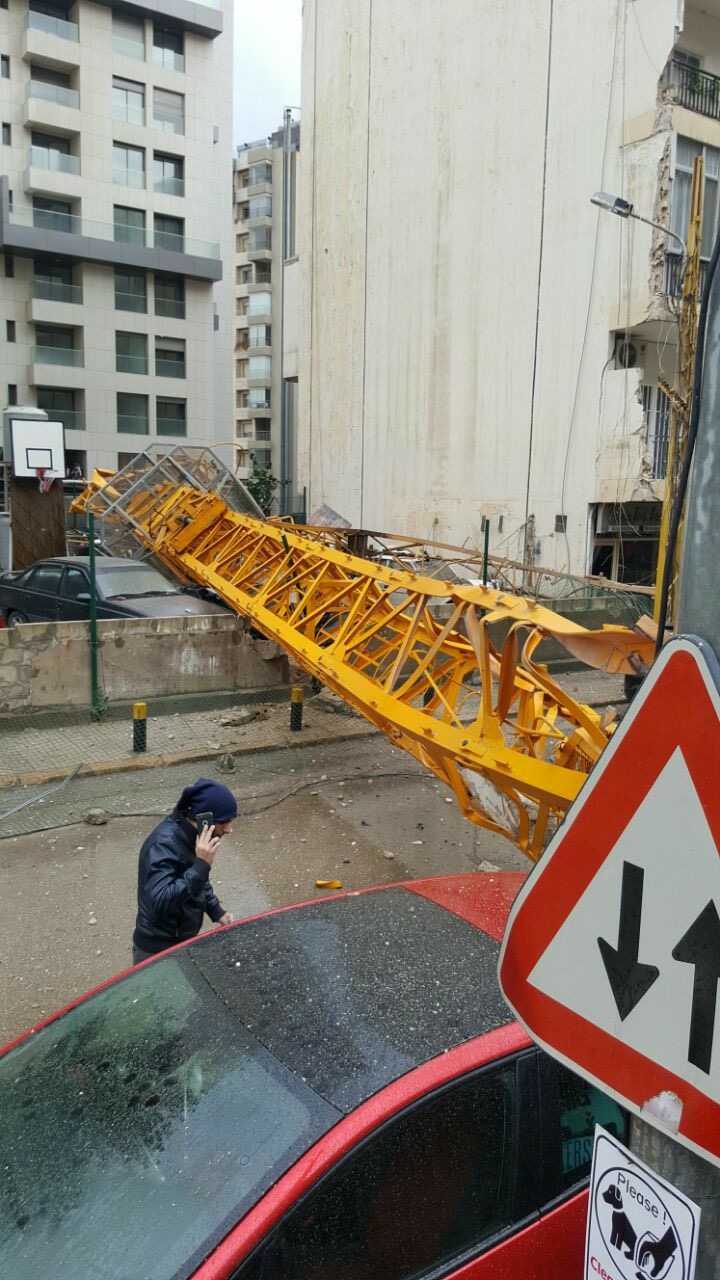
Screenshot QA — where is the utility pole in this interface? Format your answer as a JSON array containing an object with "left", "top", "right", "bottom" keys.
[
  {"left": 629, "top": 264, "right": 720, "bottom": 1278},
  {"left": 279, "top": 106, "right": 293, "bottom": 517}
]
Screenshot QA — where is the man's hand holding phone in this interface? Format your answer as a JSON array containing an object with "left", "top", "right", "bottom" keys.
[{"left": 195, "top": 819, "right": 221, "bottom": 867}]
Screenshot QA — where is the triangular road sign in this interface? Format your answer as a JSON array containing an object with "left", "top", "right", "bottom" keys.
[{"left": 499, "top": 635, "right": 720, "bottom": 1167}]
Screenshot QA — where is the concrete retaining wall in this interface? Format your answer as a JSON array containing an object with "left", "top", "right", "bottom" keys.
[{"left": 0, "top": 615, "right": 290, "bottom": 712}]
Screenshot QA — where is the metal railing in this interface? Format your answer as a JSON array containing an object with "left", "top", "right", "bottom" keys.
[
  {"left": 255, "top": 425, "right": 271, "bottom": 441},
  {"left": 665, "top": 58, "right": 720, "bottom": 121},
  {"left": 32, "top": 278, "right": 82, "bottom": 304},
  {"left": 9, "top": 203, "right": 220, "bottom": 259},
  {"left": 113, "top": 168, "right": 146, "bottom": 189},
  {"left": 249, "top": 231, "right": 272, "bottom": 251},
  {"left": 28, "top": 146, "right": 80, "bottom": 174},
  {"left": 154, "top": 176, "right": 184, "bottom": 196},
  {"left": 114, "top": 289, "right": 147, "bottom": 313},
  {"left": 663, "top": 251, "right": 709, "bottom": 298},
  {"left": 155, "top": 358, "right": 185, "bottom": 378},
  {"left": 32, "top": 345, "right": 83, "bottom": 366},
  {"left": 116, "top": 354, "right": 148, "bottom": 374},
  {"left": 26, "top": 9, "right": 78, "bottom": 41},
  {"left": 28, "top": 79, "right": 79, "bottom": 109},
  {"left": 248, "top": 296, "right": 272, "bottom": 315},
  {"left": 155, "top": 296, "right": 185, "bottom": 318}
]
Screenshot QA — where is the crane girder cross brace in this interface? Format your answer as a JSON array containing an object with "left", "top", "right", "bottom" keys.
[{"left": 78, "top": 469, "right": 653, "bottom": 861}]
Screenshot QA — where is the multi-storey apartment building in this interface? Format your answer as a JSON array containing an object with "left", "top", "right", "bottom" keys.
[
  {"left": 233, "top": 117, "right": 300, "bottom": 513},
  {"left": 299, "top": 0, "right": 720, "bottom": 584},
  {"left": 0, "top": 0, "right": 233, "bottom": 477}
]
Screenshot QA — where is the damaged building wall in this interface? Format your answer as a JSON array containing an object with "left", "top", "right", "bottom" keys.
[{"left": 298, "top": 0, "right": 682, "bottom": 573}]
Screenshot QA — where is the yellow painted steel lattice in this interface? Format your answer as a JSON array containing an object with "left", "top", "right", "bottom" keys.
[{"left": 73, "top": 450, "right": 653, "bottom": 860}]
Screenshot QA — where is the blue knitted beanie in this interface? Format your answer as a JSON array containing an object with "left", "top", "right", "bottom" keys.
[{"left": 178, "top": 778, "right": 238, "bottom": 823}]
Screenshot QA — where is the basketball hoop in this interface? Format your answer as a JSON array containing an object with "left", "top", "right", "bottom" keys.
[{"left": 35, "top": 468, "right": 55, "bottom": 494}]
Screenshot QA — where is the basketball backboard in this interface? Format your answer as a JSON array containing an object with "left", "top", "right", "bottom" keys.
[{"left": 7, "top": 418, "right": 65, "bottom": 479}]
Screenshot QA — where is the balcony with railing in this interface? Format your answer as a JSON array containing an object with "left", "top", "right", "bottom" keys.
[
  {"left": 116, "top": 353, "right": 148, "bottom": 374},
  {"left": 32, "top": 279, "right": 82, "bottom": 304},
  {"left": 642, "top": 384, "right": 671, "bottom": 480},
  {"left": 665, "top": 58, "right": 720, "bottom": 122},
  {"left": 52, "top": 408, "right": 85, "bottom": 431},
  {"left": 663, "top": 251, "right": 709, "bottom": 299},
  {"left": 27, "top": 146, "right": 80, "bottom": 176},
  {"left": 32, "top": 345, "right": 83, "bottom": 367},
  {"left": 0, "top": 180, "right": 222, "bottom": 283},
  {"left": 154, "top": 176, "right": 185, "bottom": 197},
  {"left": 26, "top": 9, "right": 79, "bottom": 41},
  {"left": 155, "top": 357, "right": 185, "bottom": 378}
]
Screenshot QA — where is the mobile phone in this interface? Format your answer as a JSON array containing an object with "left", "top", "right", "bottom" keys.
[{"left": 196, "top": 811, "right": 214, "bottom": 830}]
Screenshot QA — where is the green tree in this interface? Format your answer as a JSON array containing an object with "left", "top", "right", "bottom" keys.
[{"left": 243, "top": 460, "right": 279, "bottom": 516}]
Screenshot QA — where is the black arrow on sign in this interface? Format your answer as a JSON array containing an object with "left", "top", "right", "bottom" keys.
[
  {"left": 672, "top": 900, "right": 720, "bottom": 1075},
  {"left": 598, "top": 862, "right": 660, "bottom": 1020}
]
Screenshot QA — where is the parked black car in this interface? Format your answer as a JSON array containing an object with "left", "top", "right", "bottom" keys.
[{"left": 0, "top": 558, "right": 231, "bottom": 625}]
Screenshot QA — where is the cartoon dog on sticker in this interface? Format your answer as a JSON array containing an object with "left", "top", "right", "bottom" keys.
[{"left": 602, "top": 1184, "right": 638, "bottom": 1258}]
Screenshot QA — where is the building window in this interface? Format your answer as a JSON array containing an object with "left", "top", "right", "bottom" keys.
[
  {"left": 152, "top": 26, "right": 184, "bottom": 72},
  {"left": 153, "top": 151, "right": 184, "bottom": 196},
  {"left": 116, "top": 331, "right": 148, "bottom": 375},
  {"left": 155, "top": 337, "right": 185, "bottom": 378},
  {"left": 154, "top": 274, "right": 185, "bottom": 318},
  {"left": 114, "top": 205, "right": 146, "bottom": 246},
  {"left": 248, "top": 324, "right": 271, "bottom": 348},
  {"left": 6, "top": 320, "right": 15, "bottom": 342},
  {"left": 2, "top": 123, "right": 10, "bottom": 145},
  {"left": 117, "top": 392, "right": 149, "bottom": 435},
  {"left": 156, "top": 397, "right": 186, "bottom": 437},
  {"left": 1, "top": 56, "right": 9, "bottom": 79},
  {"left": 249, "top": 228, "right": 272, "bottom": 252},
  {"left": 32, "top": 196, "right": 73, "bottom": 233},
  {"left": 154, "top": 213, "right": 183, "bottom": 252},
  {"left": 248, "top": 356, "right": 272, "bottom": 380},
  {"left": 248, "top": 161, "right": 272, "bottom": 185},
  {"left": 247, "top": 389, "right": 271, "bottom": 409},
  {"left": 30, "top": 129, "right": 77, "bottom": 174},
  {"left": 112, "top": 13, "right": 145, "bottom": 60},
  {"left": 255, "top": 263, "right": 272, "bottom": 284},
  {"left": 34, "top": 324, "right": 79, "bottom": 366},
  {"left": 248, "top": 194, "right": 272, "bottom": 219},
  {"left": 28, "top": 63, "right": 77, "bottom": 109},
  {"left": 112, "top": 76, "right": 145, "bottom": 126},
  {"left": 248, "top": 291, "right": 272, "bottom": 316},
  {"left": 671, "top": 137, "right": 720, "bottom": 262},
  {"left": 115, "top": 269, "right": 147, "bottom": 314},
  {"left": 33, "top": 259, "right": 79, "bottom": 304},
  {"left": 4, "top": 254, "right": 13, "bottom": 277},
  {"left": 8, "top": 385, "right": 17, "bottom": 406},
  {"left": 113, "top": 142, "right": 145, "bottom": 189},
  {"left": 36, "top": 387, "right": 81, "bottom": 431},
  {"left": 153, "top": 88, "right": 184, "bottom": 135}
]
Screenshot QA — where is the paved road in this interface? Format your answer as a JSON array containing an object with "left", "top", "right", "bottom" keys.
[{"left": 0, "top": 735, "right": 526, "bottom": 1046}]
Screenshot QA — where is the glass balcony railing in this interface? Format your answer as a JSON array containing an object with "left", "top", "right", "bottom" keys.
[
  {"left": 112, "top": 103, "right": 145, "bottom": 126},
  {"left": 115, "top": 290, "right": 147, "bottom": 313},
  {"left": 117, "top": 414, "right": 149, "bottom": 435},
  {"left": 32, "top": 345, "right": 83, "bottom": 367},
  {"left": 116, "top": 354, "right": 148, "bottom": 374},
  {"left": 113, "top": 168, "right": 146, "bottom": 189},
  {"left": 155, "top": 358, "right": 185, "bottom": 378},
  {"left": 28, "top": 146, "right": 80, "bottom": 175},
  {"left": 157, "top": 417, "right": 187, "bottom": 437},
  {"left": 112, "top": 34, "right": 144, "bottom": 60},
  {"left": 152, "top": 48, "right": 185, "bottom": 72},
  {"left": 32, "top": 279, "right": 82, "bottom": 304},
  {"left": 154, "top": 176, "right": 185, "bottom": 196},
  {"left": 248, "top": 297, "right": 272, "bottom": 316},
  {"left": 26, "top": 9, "right": 79, "bottom": 42},
  {"left": 9, "top": 204, "right": 221, "bottom": 259},
  {"left": 155, "top": 296, "right": 185, "bottom": 319},
  {"left": 153, "top": 116, "right": 185, "bottom": 136},
  {"left": 28, "top": 79, "right": 79, "bottom": 110},
  {"left": 50, "top": 409, "right": 84, "bottom": 431}
]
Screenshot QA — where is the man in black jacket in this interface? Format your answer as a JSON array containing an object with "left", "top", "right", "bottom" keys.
[{"left": 132, "top": 778, "right": 238, "bottom": 964}]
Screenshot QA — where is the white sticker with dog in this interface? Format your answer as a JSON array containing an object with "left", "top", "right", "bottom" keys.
[{"left": 585, "top": 1128, "right": 700, "bottom": 1280}]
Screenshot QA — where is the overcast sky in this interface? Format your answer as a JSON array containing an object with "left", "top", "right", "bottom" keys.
[{"left": 233, "top": 0, "right": 302, "bottom": 147}]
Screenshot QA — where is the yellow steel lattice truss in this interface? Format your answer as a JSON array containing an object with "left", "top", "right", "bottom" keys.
[{"left": 73, "top": 450, "right": 654, "bottom": 861}]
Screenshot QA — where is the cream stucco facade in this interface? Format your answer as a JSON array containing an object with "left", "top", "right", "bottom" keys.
[
  {"left": 0, "top": 0, "right": 233, "bottom": 476},
  {"left": 298, "top": 0, "right": 720, "bottom": 583}
]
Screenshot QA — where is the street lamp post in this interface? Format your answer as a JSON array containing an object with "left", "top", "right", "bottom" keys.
[{"left": 591, "top": 190, "right": 687, "bottom": 260}]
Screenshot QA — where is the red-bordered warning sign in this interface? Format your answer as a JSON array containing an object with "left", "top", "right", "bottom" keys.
[{"left": 499, "top": 636, "right": 720, "bottom": 1167}]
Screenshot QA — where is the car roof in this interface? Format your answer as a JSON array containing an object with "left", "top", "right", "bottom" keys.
[{"left": 0, "top": 873, "right": 525, "bottom": 1280}]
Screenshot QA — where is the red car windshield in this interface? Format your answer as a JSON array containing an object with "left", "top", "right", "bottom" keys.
[{"left": 0, "top": 954, "right": 337, "bottom": 1280}]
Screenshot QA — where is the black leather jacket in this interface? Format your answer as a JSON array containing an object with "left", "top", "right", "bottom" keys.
[{"left": 132, "top": 808, "right": 225, "bottom": 955}]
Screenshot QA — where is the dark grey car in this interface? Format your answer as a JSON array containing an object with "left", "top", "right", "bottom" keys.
[{"left": 0, "top": 558, "right": 230, "bottom": 625}]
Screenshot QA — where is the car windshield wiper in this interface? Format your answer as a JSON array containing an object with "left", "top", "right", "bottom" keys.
[{"left": 106, "top": 590, "right": 177, "bottom": 599}]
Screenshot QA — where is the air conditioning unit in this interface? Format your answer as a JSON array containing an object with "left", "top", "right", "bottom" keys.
[{"left": 615, "top": 338, "right": 646, "bottom": 370}]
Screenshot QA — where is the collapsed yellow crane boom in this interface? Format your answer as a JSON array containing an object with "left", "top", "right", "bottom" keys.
[{"left": 72, "top": 448, "right": 654, "bottom": 860}]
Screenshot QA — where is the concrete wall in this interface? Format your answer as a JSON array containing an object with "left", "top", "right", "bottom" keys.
[
  {"left": 297, "top": 0, "right": 684, "bottom": 573},
  {"left": 0, "top": 615, "right": 289, "bottom": 712}
]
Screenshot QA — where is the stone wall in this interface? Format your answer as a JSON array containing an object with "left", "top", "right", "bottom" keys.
[{"left": 0, "top": 615, "right": 290, "bottom": 713}]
